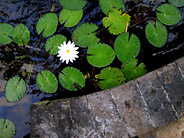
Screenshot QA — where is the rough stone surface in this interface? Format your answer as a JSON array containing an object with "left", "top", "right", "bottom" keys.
[
  {"left": 140, "top": 116, "right": 184, "bottom": 138},
  {"left": 30, "top": 57, "right": 184, "bottom": 138}
]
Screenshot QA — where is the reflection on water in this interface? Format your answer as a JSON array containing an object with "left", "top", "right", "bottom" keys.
[{"left": 0, "top": 94, "right": 30, "bottom": 137}]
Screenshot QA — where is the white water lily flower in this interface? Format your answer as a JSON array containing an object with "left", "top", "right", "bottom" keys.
[{"left": 57, "top": 41, "right": 79, "bottom": 64}]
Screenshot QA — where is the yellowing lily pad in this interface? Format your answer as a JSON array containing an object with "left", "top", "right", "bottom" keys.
[{"left": 103, "top": 9, "right": 131, "bottom": 35}]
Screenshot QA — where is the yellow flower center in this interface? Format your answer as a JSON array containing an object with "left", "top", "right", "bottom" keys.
[{"left": 66, "top": 50, "right": 70, "bottom": 53}]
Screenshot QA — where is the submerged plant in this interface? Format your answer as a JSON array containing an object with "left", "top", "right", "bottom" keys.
[{"left": 0, "top": 119, "right": 16, "bottom": 138}]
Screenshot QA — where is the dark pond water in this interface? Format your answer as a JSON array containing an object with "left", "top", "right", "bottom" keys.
[{"left": 0, "top": 0, "right": 184, "bottom": 137}]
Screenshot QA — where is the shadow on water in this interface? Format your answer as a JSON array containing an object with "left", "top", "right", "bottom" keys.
[{"left": 0, "top": 0, "right": 184, "bottom": 137}]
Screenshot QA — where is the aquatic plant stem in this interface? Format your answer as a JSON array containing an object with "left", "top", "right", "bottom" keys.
[
  {"left": 129, "top": 17, "right": 157, "bottom": 30},
  {"left": 73, "top": 83, "right": 86, "bottom": 93}
]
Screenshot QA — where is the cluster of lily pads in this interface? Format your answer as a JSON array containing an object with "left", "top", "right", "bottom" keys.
[
  {"left": 0, "top": 0, "right": 183, "bottom": 136},
  {"left": 0, "top": 0, "right": 183, "bottom": 101}
]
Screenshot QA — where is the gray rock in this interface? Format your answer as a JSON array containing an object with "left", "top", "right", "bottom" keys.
[{"left": 30, "top": 57, "right": 184, "bottom": 138}]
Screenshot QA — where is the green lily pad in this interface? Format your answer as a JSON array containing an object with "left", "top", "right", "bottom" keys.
[
  {"left": 0, "top": 23, "right": 14, "bottom": 44},
  {"left": 36, "top": 70, "right": 58, "bottom": 93},
  {"left": 36, "top": 13, "right": 58, "bottom": 37},
  {"left": 114, "top": 32, "right": 140, "bottom": 63},
  {"left": 103, "top": 8, "right": 131, "bottom": 35},
  {"left": 72, "top": 23, "right": 100, "bottom": 48},
  {"left": 121, "top": 59, "right": 147, "bottom": 81},
  {"left": 87, "top": 43, "right": 115, "bottom": 68},
  {"left": 59, "top": 9, "right": 83, "bottom": 27},
  {"left": 45, "top": 35, "right": 67, "bottom": 55},
  {"left": 145, "top": 21, "right": 167, "bottom": 47},
  {"left": 0, "top": 119, "right": 16, "bottom": 138},
  {"left": 59, "top": 67, "right": 85, "bottom": 91},
  {"left": 58, "top": 0, "right": 86, "bottom": 11},
  {"left": 168, "top": 0, "right": 184, "bottom": 7},
  {"left": 99, "top": 0, "right": 125, "bottom": 15},
  {"left": 156, "top": 4, "right": 181, "bottom": 26},
  {"left": 98, "top": 67, "right": 126, "bottom": 90},
  {"left": 13, "top": 24, "right": 30, "bottom": 46},
  {"left": 5, "top": 76, "right": 26, "bottom": 102}
]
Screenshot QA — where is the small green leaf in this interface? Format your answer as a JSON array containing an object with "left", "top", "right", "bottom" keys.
[
  {"left": 59, "top": 67, "right": 85, "bottom": 91},
  {"left": 87, "top": 43, "right": 115, "bottom": 68},
  {"left": 13, "top": 24, "right": 30, "bottom": 46},
  {"left": 99, "top": 0, "right": 125, "bottom": 15},
  {"left": 72, "top": 23, "right": 100, "bottom": 48},
  {"left": 168, "top": 0, "right": 184, "bottom": 7},
  {"left": 0, "top": 119, "right": 16, "bottom": 138},
  {"left": 103, "top": 9, "right": 131, "bottom": 35},
  {"left": 114, "top": 32, "right": 140, "bottom": 63},
  {"left": 45, "top": 35, "right": 67, "bottom": 55},
  {"left": 156, "top": 4, "right": 181, "bottom": 26},
  {"left": 36, "top": 13, "right": 58, "bottom": 37},
  {"left": 145, "top": 21, "right": 167, "bottom": 47},
  {"left": 58, "top": 0, "right": 86, "bottom": 11},
  {"left": 36, "top": 70, "right": 58, "bottom": 93},
  {"left": 98, "top": 67, "right": 126, "bottom": 90},
  {"left": 5, "top": 76, "right": 26, "bottom": 102},
  {"left": 59, "top": 9, "right": 83, "bottom": 27},
  {"left": 0, "top": 23, "right": 14, "bottom": 44},
  {"left": 121, "top": 59, "right": 147, "bottom": 81}
]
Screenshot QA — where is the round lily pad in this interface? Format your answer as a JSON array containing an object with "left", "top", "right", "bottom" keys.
[
  {"left": 99, "top": 0, "right": 125, "bottom": 15},
  {"left": 156, "top": 4, "right": 181, "bottom": 26},
  {"left": 98, "top": 67, "right": 126, "bottom": 90},
  {"left": 0, "top": 23, "right": 14, "bottom": 45},
  {"left": 114, "top": 32, "right": 140, "bottom": 63},
  {"left": 168, "top": 0, "right": 184, "bottom": 7},
  {"left": 145, "top": 21, "right": 167, "bottom": 47},
  {"left": 87, "top": 43, "right": 115, "bottom": 68},
  {"left": 45, "top": 35, "right": 67, "bottom": 55},
  {"left": 59, "top": 67, "right": 85, "bottom": 91},
  {"left": 59, "top": 8, "right": 83, "bottom": 28},
  {"left": 58, "top": 0, "right": 86, "bottom": 11},
  {"left": 13, "top": 24, "right": 30, "bottom": 46},
  {"left": 36, "top": 13, "right": 58, "bottom": 37},
  {"left": 0, "top": 119, "right": 16, "bottom": 138},
  {"left": 36, "top": 70, "right": 58, "bottom": 93},
  {"left": 5, "top": 76, "right": 26, "bottom": 102},
  {"left": 72, "top": 23, "right": 100, "bottom": 48}
]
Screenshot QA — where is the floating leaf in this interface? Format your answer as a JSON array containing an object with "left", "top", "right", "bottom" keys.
[
  {"left": 145, "top": 21, "right": 167, "bottom": 47},
  {"left": 98, "top": 67, "right": 126, "bottom": 90},
  {"left": 99, "top": 0, "right": 125, "bottom": 15},
  {"left": 36, "top": 13, "right": 58, "bottom": 37},
  {"left": 103, "top": 9, "right": 131, "bottom": 35},
  {"left": 58, "top": 0, "right": 86, "bottom": 11},
  {"left": 13, "top": 24, "right": 30, "bottom": 46},
  {"left": 0, "top": 119, "right": 16, "bottom": 138},
  {"left": 114, "top": 32, "right": 140, "bottom": 63},
  {"left": 156, "top": 4, "right": 181, "bottom": 26},
  {"left": 36, "top": 70, "right": 58, "bottom": 93},
  {"left": 5, "top": 76, "right": 26, "bottom": 102},
  {"left": 72, "top": 23, "right": 99, "bottom": 48},
  {"left": 87, "top": 43, "right": 115, "bottom": 68},
  {"left": 45, "top": 35, "right": 67, "bottom": 55},
  {"left": 168, "top": 0, "right": 184, "bottom": 7},
  {"left": 0, "top": 23, "right": 14, "bottom": 44},
  {"left": 59, "top": 9, "right": 83, "bottom": 27},
  {"left": 59, "top": 67, "right": 85, "bottom": 91},
  {"left": 121, "top": 59, "right": 147, "bottom": 81}
]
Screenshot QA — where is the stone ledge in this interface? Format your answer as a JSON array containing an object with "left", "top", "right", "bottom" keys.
[{"left": 30, "top": 57, "right": 184, "bottom": 138}]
